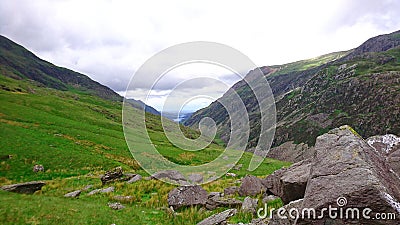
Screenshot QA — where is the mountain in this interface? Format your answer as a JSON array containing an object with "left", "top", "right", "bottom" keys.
[
  {"left": 0, "top": 35, "right": 159, "bottom": 115},
  {"left": 184, "top": 30, "right": 400, "bottom": 149}
]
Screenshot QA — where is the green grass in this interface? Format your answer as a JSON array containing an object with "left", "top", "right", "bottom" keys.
[{"left": 0, "top": 74, "right": 290, "bottom": 224}]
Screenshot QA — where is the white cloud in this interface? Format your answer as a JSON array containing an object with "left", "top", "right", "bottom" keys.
[{"left": 1, "top": 0, "right": 399, "bottom": 112}]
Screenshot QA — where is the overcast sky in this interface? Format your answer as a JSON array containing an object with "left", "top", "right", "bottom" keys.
[{"left": 1, "top": 0, "right": 399, "bottom": 112}]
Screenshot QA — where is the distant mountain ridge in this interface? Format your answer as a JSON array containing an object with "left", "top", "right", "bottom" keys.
[
  {"left": 184, "top": 30, "right": 400, "bottom": 149},
  {"left": 0, "top": 35, "right": 159, "bottom": 115}
]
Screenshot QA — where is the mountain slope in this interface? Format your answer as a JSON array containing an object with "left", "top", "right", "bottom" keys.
[
  {"left": 185, "top": 30, "right": 400, "bottom": 149},
  {"left": 0, "top": 35, "right": 159, "bottom": 114}
]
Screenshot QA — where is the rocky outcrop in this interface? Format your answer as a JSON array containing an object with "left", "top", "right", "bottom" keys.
[
  {"left": 108, "top": 202, "right": 125, "bottom": 210},
  {"left": 266, "top": 141, "right": 314, "bottom": 163},
  {"left": 367, "top": 134, "right": 400, "bottom": 175},
  {"left": 1, "top": 181, "right": 45, "bottom": 194},
  {"left": 239, "top": 175, "right": 264, "bottom": 196},
  {"left": 241, "top": 197, "right": 258, "bottom": 214},
  {"left": 262, "top": 159, "right": 311, "bottom": 204},
  {"left": 224, "top": 186, "right": 238, "bottom": 196},
  {"left": 297, "top": 125, "right": 400, "bottom": 224},
  {"left": 168, "top": 186, "right": 208, "bottom": 210},
  {"left": 100, "top": 167, "right": 124, "bottom": 185},
  {"left": 197, "top": 209, "right": 237, "bottom": 225},
  {"left": 127, "top": 174, "right": 142, "bottom": 184}
]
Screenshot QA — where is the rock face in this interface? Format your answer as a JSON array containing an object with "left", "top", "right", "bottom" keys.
[
  {"left": 268, "top": 199, "right": 304, "bottom": 225},
  {"left": 239, "top": 175, "right": 264, "bottom": 197},
  {"left": 32, "top": 164, "right": 44, "bottom": 173},
  {"left": 1, "top": 181, "right": 46, "bottom": 194},
  {"left": 297, "top": 126, "right": 400, "bottom": 224},
  {"left": 168, "top": 186, "right": 208, "bottom": 210},
  {"left": 127, "top": 174, "right": 142, "bottom": 184},
  {"left": 224, "top": 186, "right": 238, "bottom": 196},
  {"left": 197, "top": 209, "right": 237, "bottom": 225},
  {"left": 367, "top": 134, "right": 400, "bottom": 175},
  {"left": 267, "top": 141, "right": 314, "bottom": 163},
  {"left": 262, "top": 159, "right": 311, "bottom": 204},
  {"left": 100, "top": 167, "right": 123, "bottom": 185}
]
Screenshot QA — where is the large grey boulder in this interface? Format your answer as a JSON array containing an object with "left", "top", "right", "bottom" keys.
[
  {"left": 168, "top": 185, "right": 208, "bottom": 210},
  {"left": 367, "top": 134, "right": 400, "bottom": 175},
  {"left": 241, "top": 196, "right": 259, "bottom": 214},
  {"left": 197, "top": 208, "right": 237, "bottom": 225},
  {"left": 1, "top": 181, "right": 45, "bottom": 194},
  {"left": 262, "top": 159, "right": 311, "bottom": 204},
  {"left": 297, "top": 125, "right": 400, "bottom": 224},
  {"left": 267, "top": 141, "right": 314, "bottom": 163},
  {"left": 239, "top": 175, "right": 265, "bottom": 197},
  {"left": 267, "top": 199, "right": 304, "bottom": 225}
]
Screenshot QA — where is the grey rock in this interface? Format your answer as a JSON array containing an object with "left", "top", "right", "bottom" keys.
[
  {"left": 108, "top": 202, "right": 125, "bottom": 210},
  {"left": 83, "top": 185, "right": 93, "bottom": 191},
  {"left": 262, "top": 158, "right": 311, "bottom": 204},
  {"left": 100, "top": 186, "right": 115, "bottom": 193},
  {"left": 297, "top": 125, "right": 400, "bottom": 224},
  {"left": 87, "top": 189, "right": 101, "bottom": 196},
  {"left": 234, "top": 164, "right": 243, "bottom": 171},
  {"left": 100, "top": 167, "right": 123, "bottom": 185},
  {"left": 197, "top": 208, "right": 237, "bottom": 225},
  {"left": 241, "top": 197, "right": 258, "bottom": 214},
  {"left": 32, "top": 164, "right": 44, "bottom": 173},
  {"left": 1, "top": 181, "right": 45, "bottom": 194},
  {"left": 188, "top": 173, "right": 203, "bottom": 184},
  {"left": 224, "top": 186, "right": 238, "bottom": 196},
  {"left": 151, "top": 170, "right": 187, "bottom": 184},
  {"left": 239, "top": 175, "right": 264, "bottom": 197},
  {"left": 64, "top": 190, "right": 81, "bottom": 198},
  {"left": 127, "top": 174, "right": 142, "bottom": 184},
  {"left": 206, "top": 192, "right": 242, "bottom": 210},
  {"left": 168, "top": 185, "right": 208, "bottom": 210},
  {"left": 226, "top": 172, "right": 237, "bottom": 177}
]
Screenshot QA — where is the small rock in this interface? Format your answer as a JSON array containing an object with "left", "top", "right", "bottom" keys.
[
  {"left": 87, "top": 189, "right": 101, "bottom": 196},
  {"left": 100, "top": 167, "right": 123, "bottom": 185},
  {"left": 241, "top": 197, "right": 258, "bottom": 214},
  {"left": 64, "top": 190, "right": 81, "bottom": 198},
  {"left": 226, "top": 172, "right": 237, "bottom": 177},
  {"left": 127, "top": 174, "right": 142, "bottom": 184},
  {"left": 108, "top": 202, "right": 125, "bottom": 210},
  {"left": 262, "top": 195, "right": 279, "bottom": 204},
  {"left": 238, "top": 175, "right": 264, "bottom": 196},
  {"left": 222, "top": 156, "right": 229, "bottom": 160},
  {"left": 197, "top": 208, "right": 237, "bottom": 225},
  {"left": 32, "top": 164, "right": 44, "bottom": 173},
  {"left": 151, "top": 170, "right": 187, "bottom": 184},
  {"left": 168, "top": 185, "right": 208, "bottom": 210},
  {"left": 224, "top": 186, "right": 238, "bottom": 196},
  {"left": 1, "top": 181, "right": 46, "bottom": 194},
  {"left": 100, "top": 186, "right": 115, "bottom": 193}
]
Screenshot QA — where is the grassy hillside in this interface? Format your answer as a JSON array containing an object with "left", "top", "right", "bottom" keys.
[{"left": 0, "top": 73, "right": 290, "bottom": 224}]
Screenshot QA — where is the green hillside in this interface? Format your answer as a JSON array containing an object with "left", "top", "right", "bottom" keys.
[{"left": 0, "top": 37, "right": 290, "bottom": 224}]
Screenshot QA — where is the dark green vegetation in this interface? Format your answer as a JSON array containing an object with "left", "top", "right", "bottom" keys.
[
  {"left": 185, "top": 30, "right": 400, "bottom": 147},
  {"left": 0, "top": 35, "right": 290, "bottom": 224}
]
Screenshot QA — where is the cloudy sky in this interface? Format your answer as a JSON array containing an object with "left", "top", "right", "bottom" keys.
[{"left": 1, "top": 0, "right": 399, "bottom": 112}]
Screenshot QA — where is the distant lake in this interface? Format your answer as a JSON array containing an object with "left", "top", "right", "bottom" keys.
[{"left": 161, "top": 111, "right": 193, "bottom": 123}]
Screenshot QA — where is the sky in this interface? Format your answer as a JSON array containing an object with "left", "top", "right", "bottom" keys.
[{"left": 1, "top": 0, "right": 399, "bottom": 112}]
